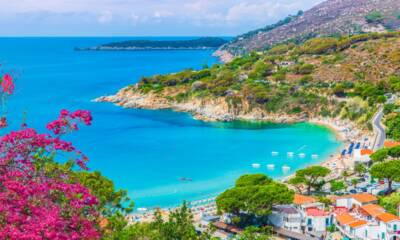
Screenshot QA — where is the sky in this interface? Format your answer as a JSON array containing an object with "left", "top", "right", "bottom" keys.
[{"left": 0, "top": 0, "right": 324, "bottom": 36}]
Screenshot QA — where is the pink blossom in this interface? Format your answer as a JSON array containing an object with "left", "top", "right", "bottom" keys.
[
  {"left": 1, "top": 74, "right": 14, "bottom": 95},
  {"left": 0, "top": 109, "right": 101, "bottom": 239}
]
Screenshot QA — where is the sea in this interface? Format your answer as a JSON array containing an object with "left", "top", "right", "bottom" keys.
[{"left": 0, "top": 37, "right": 342, "bottom": 208}]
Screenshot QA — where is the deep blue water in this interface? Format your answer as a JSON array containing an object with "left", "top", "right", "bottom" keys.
[{"left": 0, "top": 37, "right": 341, "bottom": 208}]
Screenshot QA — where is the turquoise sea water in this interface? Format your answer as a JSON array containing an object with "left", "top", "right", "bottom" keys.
[{"left": 0, "top": 37, "right": 342, "bottom": 208}]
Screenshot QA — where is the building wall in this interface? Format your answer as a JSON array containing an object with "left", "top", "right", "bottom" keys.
[
  {"left": 336, "top": 198, "right": 351, "bottom": 209},
  {"left": 268, "top": 212, "right": 302, "bottom": 233}
]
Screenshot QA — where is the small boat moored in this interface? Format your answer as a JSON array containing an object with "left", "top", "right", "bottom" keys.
[
  {"left": 252, "top": 163, "right": 261, "bottom": 168},
  {"left": 267, "top": 164, "right": 275, "bottom": 170}
]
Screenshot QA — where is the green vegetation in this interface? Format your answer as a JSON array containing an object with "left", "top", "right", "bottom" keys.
[
  {"left": 103, "top": 203, "right": 215, "bottom": 240},
  {"left": 94, "top": 37, "right": 228, "bottom": 49},
  {"left": 354, "top": 163, "right": 367, "bottom": 176},
  {"left": 216, "top": 174, "right": 294, "bottom": 226},
  {"left": 370, "top": 160, "right": 400, "bottom": 193},
  {"left": 238, "top": 226, "right": 272, "bottom": 240},
  {"left": 379, "top": 192, "right": 400, "bottom": 215},
  {"left": 365, "top": 10, "right": 384, "bottom": 24},
  {"left": 330, "top": 180, "right": 346, "bottom": 192},
  {"left": 290, "top": 166, "right": 331, "bottom": 195},
  {"left": 232, "top": 10, "right": 304, "bottom": 50},
  {"left": 131, "top": 32, "right": 400, "bottom": 129}
]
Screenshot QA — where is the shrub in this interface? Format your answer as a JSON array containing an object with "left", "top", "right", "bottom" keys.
[{"left": 365, "top": 11, "right": 384, "bottom": 24}]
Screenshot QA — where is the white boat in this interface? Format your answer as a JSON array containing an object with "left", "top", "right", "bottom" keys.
[
  {"left": 311, "top": 154, "right": 319, "bottom": 159},
  {"left": 282, "top": 165, "right": 291, "bottom": 172},
  {"left": 267, "top": 164, "right": 275, "bottom": 170},
  {"left": 252, "top": 163, "right": 261, "bottom": 168},
  {"left": 271, "top": 151, "right": 279, "bottom": 156},
  {"left": 137, "top": 208, "right": 148, "bottom": 212},
  {"left": 287, "top": 152, "right": 294, "bottom": 157},
  {"left": 298, "top": 153, "right": 306, "bottom": 158}
]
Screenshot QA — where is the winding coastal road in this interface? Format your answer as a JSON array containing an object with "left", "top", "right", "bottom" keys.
[{"left": 372, "top": 106, "right": 386, "bottom": 150}]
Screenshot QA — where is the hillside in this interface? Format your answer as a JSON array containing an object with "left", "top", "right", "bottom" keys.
[
  {"left": 219, "top": 0, "right": 400, "bottom": 57},
  {"left": 97, "top": 32, "right": 400, "bottom": 132},
  {"left": 77, "top": 37, "right": 228, "bottom": 51}
]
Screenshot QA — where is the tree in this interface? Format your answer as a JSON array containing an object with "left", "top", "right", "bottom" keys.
[
  {"left": 153, "top": 203, "right": 198, "bottom": 239},
  {"left": 293, "top": 166, "right": 331, "bottom": 195},
  {"left": 238, "top": 226, "right": 272, "bottom": 240},
  {"left": 216, "top": 174, "right": 294, "bottom": 220},
  {"left": 370, "top": 148, "right": 389, "bottom": 162},
  {"left": 379, "top": 192, "right": 400, "bottom": 215},
  {"left": 351, "top": 179, "right": 359, "bottom": 188},
  {"left": 330, "top": 180, "right": 346, "bottom": 192},
  {"left": 370, "top": 160, "right": 400, "bottom": 193},
  {"left": 341, "top": 169, "right": 351, "bottom": 182},
  {"left": 365, "top": 11, "right": 384, "bottom": 24},
  {"left": 76, "top": 171, "right": 134, "bottom": 216},
  {"left": 288, "top": 175, "right": 305, "bottom": 193},
  {"left": 104, "top": 203, "right": 213, "bottom": 240},
  {"left": 354, "top": 163, "right": 367, "bottom": 176},
  {"left": 385, "top": 114, "right": 400, "bottom": 141},
  {"left": 388, "top": 146, "right": 400, "bottom": 158}
]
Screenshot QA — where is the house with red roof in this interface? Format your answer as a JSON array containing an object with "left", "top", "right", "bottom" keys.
[
  {"left": 335, "top": 193, "right": 378, "bottom": 210},
  {"left": 333, "top": 194, "right": 400, "bottom": 239},
  {"left": 293, "top": 194, "right": 331, "bottom": 238}
]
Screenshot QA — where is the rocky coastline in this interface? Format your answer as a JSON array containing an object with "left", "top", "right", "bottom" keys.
[
  {"left": 94, "top": 86, "right": 309, "bottom": 123},
  {"left": 212, "top": 49, "right": 234, "bottom": 63}
]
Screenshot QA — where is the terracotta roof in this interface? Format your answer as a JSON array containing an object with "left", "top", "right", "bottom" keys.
[
  {"left": 348, "top": 220, "right": 367, "bottom": 228},
  {"left": 336, "top": 213, "right": 356, "bottom": 225},
  {"left": 384, "top": 141, "right": 400, "bottom": 148},
  {"left": 293, "top": 194, "right": 317, "bottom": 205},
  {"left": 360, "top": 204, "right": 385, "bottom": 217},
  {"left": 360, "top": 149, "right": 373, "bottom": 155},
  {"left": 334, "top": 206, "right": 349, "bottom": 215},
  {"left": 339, "top": 193, "right": 377, "bottom": 203},
  {"left": 376, "top": 213, "right": 400, "bottom": 223},
  {"left": 306, "top": 207, "right": 328, "bottom": 217}
]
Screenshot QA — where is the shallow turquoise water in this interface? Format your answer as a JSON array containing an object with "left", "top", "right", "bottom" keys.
[{"left": 0, "top": 37, "right": 342, "bottom": 208}]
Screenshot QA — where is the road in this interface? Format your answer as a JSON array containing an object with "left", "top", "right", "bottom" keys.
[{"left": 372, "top": 106, "right": 386, "bottom": 150}]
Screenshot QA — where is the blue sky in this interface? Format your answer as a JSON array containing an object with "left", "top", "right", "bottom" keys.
[{"left": 0, "top": 0, "right": 323, "bottom": 36}]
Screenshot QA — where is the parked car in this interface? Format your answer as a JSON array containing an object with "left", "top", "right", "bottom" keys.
[{"left": 349, "top": 189, "right": 358, "bottom": 194}]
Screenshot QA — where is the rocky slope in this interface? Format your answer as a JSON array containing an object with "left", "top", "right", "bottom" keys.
[
  {"left": 95, "top": 87, "right": 305, "bottom": 123},
  {"left": 97, "top": 32, "right": 400, "bottom": 126},
  {"left": 219, "top": 0, "right": 400, "bottom": 57}
]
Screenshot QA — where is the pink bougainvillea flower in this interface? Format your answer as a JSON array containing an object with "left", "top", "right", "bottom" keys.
[
  {"left": 1, "top": 74, "right": 14, "bottom": 95},
  {"left": 0, "top": 109, "right": 101, "bottom": 239}
]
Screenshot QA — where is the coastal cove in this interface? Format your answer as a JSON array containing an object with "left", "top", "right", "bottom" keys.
[{"left": 0, "top": 37, "right": 342, "bottom": 209}]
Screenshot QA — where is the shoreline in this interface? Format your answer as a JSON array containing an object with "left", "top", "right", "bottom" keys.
[
  {"left": 126, "top": 119, "right": 371, "bottom": 223},
  {"left": 95, "top": 92, "right": 373, "bottom": 223}
]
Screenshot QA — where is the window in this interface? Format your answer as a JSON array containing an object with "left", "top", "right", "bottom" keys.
[
  {"left": 382, "top": 232, "right": 385, "bottom": 239},
  {"left": 394, "top": 224, "right": 397, "bottom": 231},
  {"left": 307, "top": 219, "right": 312, "bottom": 225},
  {"left": 365, "top": 230, "right": 367, "bottom": 237}
]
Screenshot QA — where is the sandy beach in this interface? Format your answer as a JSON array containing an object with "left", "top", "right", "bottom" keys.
[{"left": 127, "top": 116, "right": 374, "bottom": 224}]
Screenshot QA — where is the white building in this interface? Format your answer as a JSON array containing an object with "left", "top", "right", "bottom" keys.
[
  {"left": 334, "top": 194, "right": 400, "bottom": 240},
  {"left": 335, "top": 193, "right": 378, "bottom": 209},
  {"left": 268, "top": 205, "right": 302, "bottom": 233},
  {"left": 353, "top": 149, "right": 373, "bottom": 165},
  {"left": 293, "top": 194, "right": 331, "bottom": 238}
]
